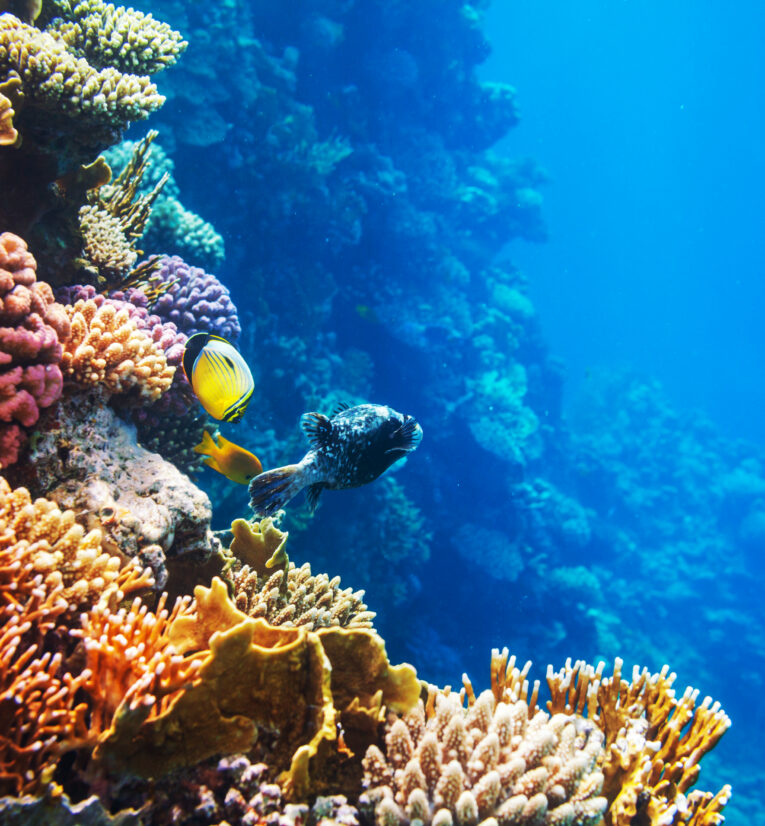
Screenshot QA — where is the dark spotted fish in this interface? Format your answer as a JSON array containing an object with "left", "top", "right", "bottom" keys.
[{"left": 249, "top": 403, "right": 422, "bottom": 517}]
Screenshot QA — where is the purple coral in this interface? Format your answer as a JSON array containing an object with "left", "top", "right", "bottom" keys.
[
  {"left": 0, "top": 233, "right": 70, "bottom": 468},
  {"left": 148, "top": 255, "right": 241, "bottom": 342}
]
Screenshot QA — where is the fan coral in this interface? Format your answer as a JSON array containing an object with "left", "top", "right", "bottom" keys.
[
  {"left": 361, "top": 689, "right": 607, "bottom": 826},
  {"left": 0, "top": 232, "right": 69, "bottom": 468},
  {"left": 546, "top": 657, "right": 731, "bottom": 826},
  {"left": 228, "top": 517, "right": 376, "bottom": 630},
  {"left": 60, "top": 297, "right": 174, "bottom": 400},
  {"left": 48, "top": 0, "right": 187, "bottom": 75},
  {"left": 149, "top": 254, "right": 241, "bottom": 341}
]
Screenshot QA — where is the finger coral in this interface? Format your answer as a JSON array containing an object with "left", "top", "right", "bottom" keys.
[
  {"left": 48, "top": 0, "right": 187, "bottom": 76},
  {"left": 361, "top": 686, "right": 607, "bottom": 826},
  {"left": 228, "top": 517, "right": 376, "bottom": 630},
  {"left": 60, "top": 297, "right": 174, "bottom": 400},
  {"left": 546, "top": 657, "right": 731, "bottom": 826},
  {"left": 0, "top": 232, "right": 69, "bottom": 468}
]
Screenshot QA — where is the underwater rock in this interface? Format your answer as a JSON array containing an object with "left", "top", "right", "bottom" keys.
[{"left": 22, "top": 389, "right": 217, "bottom": 586}]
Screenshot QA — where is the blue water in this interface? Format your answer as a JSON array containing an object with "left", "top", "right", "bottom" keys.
[{"left": 155, "top": 2, "right": 763, "bottom": 822}]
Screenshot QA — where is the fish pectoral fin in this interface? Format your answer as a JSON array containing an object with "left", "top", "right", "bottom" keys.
[
  {"left": 305, "top": 482, "right": 324, "bottom": 513},
  {"left": 300, "top": 412, "right": 333, "bottom": 449},
  {"left": 203, "top": 456, "right": 223, "bottom": 474}
]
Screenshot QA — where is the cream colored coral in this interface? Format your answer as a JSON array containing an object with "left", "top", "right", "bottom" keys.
[
  {"left": 79, "top": 203, "right": 137, "bottom": 276},
  {"left": 361, "top": 686, "right": 607, "bottom": 826},
  {"left": 232, "top": 559, "right": 376, "bottom": 630},
  {"left": 61, "top": 298, "right": 174, "bottom": 400},
  {"left": 50, "top": 0, "right": 187, "bottom": 75},
  {"left": 0, "top": 13, "right": 164, "bottom": 128},
  {"left": 0, "top": 86, "right": 18, "bottom": 145}
]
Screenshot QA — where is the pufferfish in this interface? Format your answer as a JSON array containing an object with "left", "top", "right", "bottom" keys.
[
  {"left": 249, "top": 403, "right": 422, "bottom": 517},
  {"left": 182, "top": 332, "right": 254, "bottom": 423}
]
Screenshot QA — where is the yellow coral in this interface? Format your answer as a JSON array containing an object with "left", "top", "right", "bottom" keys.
[
  {"left": 546, "top": 657, "right": 731, "bottom": 826},
  {"left": 0, "top": 82, "right": 18, "bottom": 145},
  {"left": 50, "top": 0, "right": 187, "bottom": 75},
  {"left": 60, "top": 297, "right": 174, "bottom": 400},
  {"left": 0, "top": 14, "right": 164, "bottom": 130}
]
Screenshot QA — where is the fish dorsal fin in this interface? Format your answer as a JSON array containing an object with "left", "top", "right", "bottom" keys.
[
  {"left": 300, "top": 412, "right": 333, "bottom": 449},
  {"left": 305, "top": 482, "right": 324, "bottom": 513},
  {"left": 330, "top": 401, "right": 351, "bottom": 417}
]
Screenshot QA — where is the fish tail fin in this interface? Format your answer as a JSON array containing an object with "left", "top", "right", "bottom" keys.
[
  {"left": 248, "top": 464, "right": 305, "bottom": 518},
  {"left": 193, "top": 429, "right": 219, "bottom": 458}
]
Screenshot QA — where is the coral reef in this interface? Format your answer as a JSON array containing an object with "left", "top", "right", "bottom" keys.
[
  {"left": 0, "top": 232, "right": 69, "bottom": 467},
  {"left": 19, "top": 390, "right": 217, "bottom": 586}
]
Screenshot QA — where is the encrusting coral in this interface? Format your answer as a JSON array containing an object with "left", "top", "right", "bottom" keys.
[
  {"left": 546, "top": 657, "right": 731, "bottom": 826},
  {"left": 227, "top": 517, "right": 376, "bottom": 630}
]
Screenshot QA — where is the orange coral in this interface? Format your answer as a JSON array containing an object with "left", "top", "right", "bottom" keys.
[
  {"left": 0, "top": 85, "right": 18, "bottom": 146},
  {"left": 60, "top": 298, "right": 174, "bottom": 400}
]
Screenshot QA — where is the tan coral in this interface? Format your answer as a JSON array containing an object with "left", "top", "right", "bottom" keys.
[
  {"left": 60, "top": 297, "right": 174, "bottom": 400},
  {"left": 0, "top": 84, "right": 18, "bottom": 146},
  {"left": 361, "top": 672, "right": 608, "bottom": 826},
  {"left": 228, "top": 517, "right": 376, "bottom": 630},
  {"left": 78, "top": 202, "right": 137, "bottom": 276},
  {"left": 50, "top": 0, "right": 187, "bottom": 75},
  {"left": 546, "top": 657, "right": 731, "bottom": 826},
  {"left": 0, "top": 14, "right": 164, "bottom": 131}
]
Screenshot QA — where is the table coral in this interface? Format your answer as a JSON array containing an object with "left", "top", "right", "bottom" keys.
[
  {"left": 60, "top": 297, "right": 174, "bottom": 401},
  {"left": 0, "top": 232, "right": 69, "bottom": 468},
  {"left": 0, "top": 14, "right": 164, "bottom": 132},
  {"left": 48, "top": 0, "right": 187, "bottom": 76}
]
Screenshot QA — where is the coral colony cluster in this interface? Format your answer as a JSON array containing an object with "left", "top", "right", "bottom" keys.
[{"left": 0, "top": 0, "right": 748, "bottom": 824}]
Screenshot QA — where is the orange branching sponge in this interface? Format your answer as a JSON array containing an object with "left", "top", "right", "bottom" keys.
[
  {"left": 361, "top": 653, "right": 608, "bottom": 826},
  {"left": 60, "top": 298, "right": 174, "bottom": 400},
  {"left": 546, "top": 657, "right": 732, "bottom": 826}
]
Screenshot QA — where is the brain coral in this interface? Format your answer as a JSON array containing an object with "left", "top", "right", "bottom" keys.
[{"left": 0, "top": 232, "right": 69, "bottom": 468}]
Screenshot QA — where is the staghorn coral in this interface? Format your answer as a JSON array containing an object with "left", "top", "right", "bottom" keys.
[
  {"left": 0, "top": 14, "right": 164, "bottom": 133},
  {"left": 546, "top": 657, "right": 731, "bottom": 826},
  {"left": 228, "top": 517, "right": 376, "bottom": 630},
  {"left": 0, "top": 477, "right": 152, "bottom": 795},
  {"left": 361, "top": 679, "right": 607, "bottom": 826},
  {"left": 60, "top": 297, "right": 174, "bottom": 401},
  {"left": 0, "top": 232, "right": 69, "bottom": 468},
  {"left": 48, "top": 0, "right": 187, "bottom": 76}
]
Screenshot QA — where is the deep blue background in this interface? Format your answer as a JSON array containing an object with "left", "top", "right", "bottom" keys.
[{"left": 481, "top": 1, "right": 765, "bottom": 445}]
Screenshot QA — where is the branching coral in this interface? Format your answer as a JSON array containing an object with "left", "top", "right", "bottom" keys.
[
  {"left": 228, "top": 517, "right": 376, "bottom": 630},
  {"left": 546, "top": 657, "right": 731, "bottom": 826},
  {"left": 60, "top": 297, "right": 174, "bottom": 400},
  {"left": 361, "top": 674, "right": 607, "bottom": 826},
  {"left": 0, "top": 232, "right": 69, "bottom": 468},
  {"left": 0, "top": 79, "right": 19, "bottom": 145},
  {"left": 0, "top": 477, "right": 152, "bottom": 795},
  {"left": 48, "top": 0, "right": 187, "bottom": 75}
]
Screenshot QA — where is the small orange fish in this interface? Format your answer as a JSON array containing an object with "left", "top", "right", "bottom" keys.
[{"left": 194, "top": 430, "right": 263, "bottom": 485}]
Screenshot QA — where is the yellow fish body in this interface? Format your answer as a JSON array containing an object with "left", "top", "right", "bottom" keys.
[
  {"left": 194, "top": 430, "right": 263, "bottom": 485},
  {"left": 182, "top": 332, "right": 254, "bottom": 423}
]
